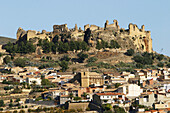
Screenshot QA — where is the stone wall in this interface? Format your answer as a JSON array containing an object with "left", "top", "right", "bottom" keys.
[
  {"left": 16, "top": 19, "right": 153, "bottom": 53},
  {"left": 16, "top": 28, "right": 51, "bottom": 41},
  {"left": 65, "top": 102, "right": 89, "bottom": 111}
]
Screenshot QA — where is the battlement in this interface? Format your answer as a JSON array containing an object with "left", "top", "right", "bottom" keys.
[
  {"left": 53, "top": 24, "right": 68, "bottom": 33},
  {"left": 84, "top": 24, "right": 100, "bottom": 31},
  {"left": 104, "top": 19, "right": 120, "bottom": 30}
]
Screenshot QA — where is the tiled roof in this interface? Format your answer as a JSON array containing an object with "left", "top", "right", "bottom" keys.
[{"left": 96, "top": 92, "right": 124, "bottom": 96}]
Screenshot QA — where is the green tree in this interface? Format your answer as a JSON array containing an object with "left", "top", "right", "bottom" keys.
[
  {"left": 3, "top": 56, "right": 11, "bottom": 64},
  {"left": 3, "top": 41, "right": 13, "bottom": 53},
  {"left": 77, "top": 52, "right": 88, "bottom": 63},
  {"left": 52, "top": 35, "right": 59, "bottom": 43},
  {"left": 42, "top": 39, "right": 51, "bottom": 53},
  {"left": 96, "top": 41, "right": 102, "bottom": 50},
  {"left": 157, "top": 62, "right": 164, "bottom": 67},
  {"left": 136, "top": 63, "right": 144, "bottom": 69},
  {"left": 9, "top": 103, "right": 13, "bottom": 107},
  {"left": 14, "top": 58, "right": 27, "bottom": 67},
  {"left": 80, "top": 41, "right": 89, "bottom": 51},
  {"left": 126, "top": 48, "right": 134, "bottom": 56},
  {"left": 110, "top": 40, "right": 120, "bottom": 48},
  {"left": 69, "top": 41, "right": 77, "bottom": 51},
  {"left": 69, "top": 93, "right": 74, "bottom": 99},
  {"left": 0, "top": 100, "right": 4, "bottom": 107},
  {"left": 15, "top": 98, "right": 20, "bottom": 102},
  {"left": 81, "top": 92, "right": 87, "bottom": 98},
  {"left": 58, "top": 42, "right": 69, "bottom": 53},
  {"left": 156, "top": 54, "right": 164, "bottom": 61},
  {"left": 115, "top": 83, "right": 121, "bottom": 88},
  {"left": 167, "top": 63, "right": 170, "bottom": 68},
  {"left": 87, "top": 57, "right": 97, "bottom": 63},
  {"left": 59, "top": 60, "right": 69, "bottom": 72},
  {"left": 113, "top": 106, "right": 126, "bottom": 113},
  {"left": 13, "top": 110, "right": 18, "bottom": 113},
  {"left": 60, "top": 55, "right": 70, "bottom": 62},
  {"left": 41, "top": 79, "right": 55, "bottom": 87},
  {"left": 10, "top": 99, "right": 13, "bottom": 103},
  {"left": 73, "top": 97, "right": 82, "bottom": 100},
  {"left": 102, "top": 104, "right": 112, "bottom": 111}
]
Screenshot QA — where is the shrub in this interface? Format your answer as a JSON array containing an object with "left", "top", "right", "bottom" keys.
[
  {"left": 69, "top": 109, "right": 76, "bottom": 112},
  {"left": 0, "top": 100, "right": 4, "bottom": 107},
  {"left": 157, "top": 62, "right": 164, "bottom": 67},
  {"left": 15, "top": 98, "right": 20, "bottom": 102},
  {"left": 60, "top": 55, "right": 70, "bottom": 62},
  {"left": 87, "top": 57, "right": 97, "bottom": 63},
  {"left": 167, "top": 63, "right": 170, "bottom": 68},
  {"left": 156, "top": 54, "right": 164, "bottom": 61},
  {"left": 136, "top": 63, "right": 144, "bottom": 69},
  {"left": 77, "top": 52, "right": 88, "bottom": 63},
  {"left": 133, "top": 55, "right": 153, "bottom": 65},
  {"left": 125, "top": 49, "right": 134, "bottom": 56},
  {"left": 115, "top": 83, "right": 121, "bottom": 88},
  {"left": 86, "top": 107, "right": 90, "bottom": 111},
  {"left": 102, "top": 104, "right": 112, "bottom": 111},
  {"left": 113, "top": 106, "right": 126, "bottom": 113},
  {"left": 13, "top": 110, "right": 18, "bottom": 113},
  {"left": 14, "top": 58, "right": 28, "bottom": 67},
  {"left": 9, "top": 103, "right": 13, "bottom": 107},
  {"left": 59, "top": 60, "right": 69, "bottom": 72},
  {"left": 0, "top": 108, "right": 3, "bottom": 111},
  {"left": 77, "top": 108, "right": 83, "bottom": 112},
  {"left": 3, "top": 56, "right": 11, "bottom": 64},
  {"left": 19, "top": 110, "right": 25, "bottom": 113},
  {"left": 73, "top": 96, "right": 82, "bottom": 100}
]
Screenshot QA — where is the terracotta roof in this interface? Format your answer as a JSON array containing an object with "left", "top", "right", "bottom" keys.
[
  {"left": 150, "top": 110, "right": 158, "bottom": 112},
  {"left": 144, "top": 111, "right": 150, "bottom": 113},
  {"left": 96, "top": 92, "right": 124, "bottom": 96},
  {"left": 141, "top": 92, "right": 153, "bottom": 95},
  {"left": 166, "top": 108, "right": 170, "bottom": 111},
  {"left": 61, "top": 95, "right": 69, "bottom": 97}
]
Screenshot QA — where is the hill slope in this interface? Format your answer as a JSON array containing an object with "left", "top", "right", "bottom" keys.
[{"left": 0, "top": 36, "right": 16, "bottom": 45}]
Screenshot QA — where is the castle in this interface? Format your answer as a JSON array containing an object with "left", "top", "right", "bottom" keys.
[{"left": 16, "top": 19, "right": 153, "bottom": 53}]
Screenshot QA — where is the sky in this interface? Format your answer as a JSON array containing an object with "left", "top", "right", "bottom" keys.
[{"left": 0, "top": 0, "right": 170, "bottom": 56}]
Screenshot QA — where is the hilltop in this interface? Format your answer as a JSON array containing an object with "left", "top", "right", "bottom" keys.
[
  {"left": 1, "top": 19, "right": 169, "bottom": 73},
  {"left": 16, "top": 19, "right": 152, "bottom": 53}
]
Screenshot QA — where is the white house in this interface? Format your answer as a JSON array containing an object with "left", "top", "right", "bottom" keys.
[
  {"left": 26, "top": 77, "right": 42, "bottom": 85},
  {"left": 118, "top": 84, "right": 143, "bottom": 98},
  {"left": 93, "top": 92, "right": 125, "bottom": 106}
]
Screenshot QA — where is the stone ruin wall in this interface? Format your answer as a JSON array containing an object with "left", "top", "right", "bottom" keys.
[
  {"left": 17, "top": 27, "right": 51, "bottom": 42},
  {"left": 16, "top": 19, "right": 153, "bottom": 53}
]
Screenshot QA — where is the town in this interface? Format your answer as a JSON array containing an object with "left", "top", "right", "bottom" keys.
[{"left": 0, "top": 19, "right": 169, "bottom": 113}]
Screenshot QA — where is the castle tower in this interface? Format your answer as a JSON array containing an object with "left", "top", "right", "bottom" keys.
[
  {"left": 146, "top": 31, "right": 153, "bottom": 53},
  {"left": 113, "top": 19, "right": 118, "bottom": 26},
  {"left": 81, "top": 72, "right": 89, "bottom": 87},
  {"left": 75, "top": 24, "right": 78, "bottom": 31},
  {"left": 141, "top": 25, "right": 145, "bottom": 32},
  {"left": 128, "top": 23, "right": 134, "bottom": 35},
  {"left": 104, "top": 20, "right": 109, "bottom": 29}
]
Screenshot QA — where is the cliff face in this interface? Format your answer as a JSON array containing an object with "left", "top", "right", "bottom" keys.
[{"left": 16, "top": 19, "right": 153, "bottom": 53}]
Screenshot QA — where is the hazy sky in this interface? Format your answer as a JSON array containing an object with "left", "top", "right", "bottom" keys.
[{"left": 0, "top": 0, "right": 170, "bottom": 56}]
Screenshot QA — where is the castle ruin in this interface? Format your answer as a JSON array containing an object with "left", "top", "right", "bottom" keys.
[{"left": 16, "top": 19, "right": 153, "bottom": 53}]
